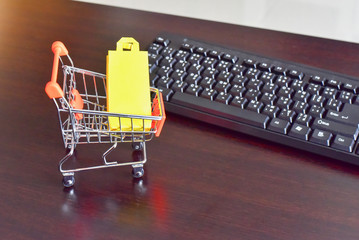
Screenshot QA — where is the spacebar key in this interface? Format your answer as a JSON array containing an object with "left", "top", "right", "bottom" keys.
[{"left": 170, "top": 92, "right": 270, "bottom": 128}]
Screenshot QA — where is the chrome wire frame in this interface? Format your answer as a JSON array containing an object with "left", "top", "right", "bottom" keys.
[{"left": 53, "top": 56, "right": 162, "bottom": 176}]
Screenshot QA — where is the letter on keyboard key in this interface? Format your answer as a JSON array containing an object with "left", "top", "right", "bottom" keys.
[
  {"left": 310, "top": 129, "right": 332, "bottom": 146},
  {"left": 312, "top": 118, "right": 359, "bottom": 140},
  {"left": 268, "top": 118, "right": 290, "bottom": 134},
  {"left": 170, "top": 92, "right": 270, "bottom": 129},
  {"left": 332, "top": 135, "right": 355, "bottom": 152}
]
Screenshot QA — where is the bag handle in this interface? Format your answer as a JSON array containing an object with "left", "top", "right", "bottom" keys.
[{"left": 116, "top": 37, "right": 140, "bottom": 52}]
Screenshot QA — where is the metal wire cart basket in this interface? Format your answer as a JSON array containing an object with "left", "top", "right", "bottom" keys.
[{"left": 45, "top": 41, "right": 166, "bottom": 187}]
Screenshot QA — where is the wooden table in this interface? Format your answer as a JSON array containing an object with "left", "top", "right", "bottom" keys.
[{"left": 1, "top": 1, "right": 359, "bottom": 239}]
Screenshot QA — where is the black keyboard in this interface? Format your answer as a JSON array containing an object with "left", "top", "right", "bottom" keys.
[{"left": 147, "top": 32, "right": 359, "bottom": 166}]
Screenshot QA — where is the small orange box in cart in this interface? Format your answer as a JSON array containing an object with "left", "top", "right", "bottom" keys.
[{"left": 106, "top": 37, "right": 152, "bottom": 131}]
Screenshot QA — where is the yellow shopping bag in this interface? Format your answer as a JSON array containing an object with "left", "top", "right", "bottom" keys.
[{"left": 107, "top": 37, "right": 151, "bottom": 131}]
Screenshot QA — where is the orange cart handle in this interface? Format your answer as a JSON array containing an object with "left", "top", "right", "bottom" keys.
[
  {"left": 155, "top": 91, "right": 166, "bottom": 137},
  {"left": 45, "top": 41, "right": 68, "bottom": 99}
]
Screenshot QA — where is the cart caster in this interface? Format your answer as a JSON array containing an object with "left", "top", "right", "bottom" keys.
[
  {"left": 132, "top": 167, "right": 144, "bottom": 178},
  {"left": 63, "top": 175, "right": 75, "bottom": 188},
  {"left": 132, "top": 142, "right": 144, "bottom": 151}
]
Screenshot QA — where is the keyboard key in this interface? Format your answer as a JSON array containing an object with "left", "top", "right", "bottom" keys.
[
  {"left": 171, "top": 80, "right": 188, "bottom": 93},
  {"left": 246, "top": 100, "right": 264, "bottom": 113},
  {"left": 201, "top": 88, "right": 217, "bottom": 101},
  {"left": 246, "top": 78, "right": 263, "bottom": 90},
  {"left": 222, "top": 53, "right": 238, "bottom": 63},
  {"left": 312, "top": 118, "right": 359, "bottom": 139},
  {"left": 306, "top": 83, "right": 322, "bottom": 95},
  {"left": 214, "top": 81, "right": 231, "bottom": 93},
  {"left": 293, "top": 90, "right": 310, "bottom": 102},
  {"left": 310, "top": 129, "right": 333, "bottom": 146},
  {"left": 148, "top": 43, "right": 163, "bottom": 54},
  {"left": 194, "top": 46, "right": 207, "bottom": 55},
  {"left": 216, "top": 61, "right": 232, "bottom": 72},
  {"left": 292, "top": 101, "right": 309, "bottom": 114},
  {"left": 232, "top": 75, "right": 248, "bottom": 86},
  {"left": 202, "top": 57, "right": 217, "bottom": 68},
  {"left": 309, "top": 75, "right": 326, "bottom": 85},
  {"left": 322, "top": 87, "right": 338, "bottom": 99},
  {"left": 200, "top": 77, "right": 216, "bottom": 89},
  {"left": 289, "top": 123, "right": 311, "bottom": 140},
  {"left": 309, "top": 95, "right": 326, "bottom": 107},
  {"left": 278, "top": 109, "right": 296, "bottom": 123},
  {"left": 185, "top": 73, "right": 201, "bottom": 85},
  {"left": 277, "top": 86, "right": 294, "bottom": 98},
  {"left": 272, "top": 66, "right": 286, "bottom": 75},
  {"left": 325, "top": 103, "right": 359, "bottom": 127},
  {"left": 338, "top": 91, "right": 353, "bottom": 103},
  {"left": 203, "top": 67, "right": 218, "bottom": 78},
  {"left": 174, "top": 50, "right": 190, "bottom": 60},
  {"left": 268, "top": 118, "right": 290, "bottom": 134},
  {"left": 261, "top": 92, "right": 277, "bottom": 105},
  {"left": 262, "top": 82, "right": 279, "bottom": 94},
  {"left": 217, "top": 70, "right": 233, "bottom": 82},
  {"left": 308, "top": 105, "right": 325, "bottom": 118},
  {"left": 287, "top": 69, "right": 304, "bottom": 80},
  {"left": 216, "top": 92, "right": 232, "bottom": 104},
  {"left": 262, "top": 105, "right": 280, "bottom": 118},
  {"left": 325, "top": 98, "right": 342, "bottom": 111},
  {"left": 229, "top": 84, "right": 246, "bottom": 97},
  {"left": 245, "top": 68, "right": 261, "bottom": 79},
  {"left": 332, "top": 135, "right": 355, "bottom": 152},
  {"left": 158, "top": 87, "right": 174, "bottom": 101},
  {"left": 186, "top": 84, "right": 203, "bottom": 96},
  {"left": 342, "top": 83, "right": 357, "bottom": 93},
  {"left": 156, "top": 76, "right": 173, "bottom": 88},
  {"left": 155, "top": 36, "right": 170, "bottom": 46},
  {"left": 188, "top": 53, "right": 203, "bottom": 64},
  {"left": 326, "top": 79, "right": 342, "bottom": 89},
  {"left": 260, "top": 72, "right": 275, "bottom": 83},
  {"left": 291, "top": 79, "right": 306, "bottom": 91},
  {"left": 188, "top": 63, "right": 204, "bottom": 75},
  {"left": 276, "top": 96, "right": 293, "bottom": 109},
  {"left": 295, "top": 113, "right": 312, "bottom": 127},
  {"left": 258, "top": 62, "right": 271, "bottom": 72},
  {"left": 276, "top": 76, "right": 292, "bottom": 87},
  {"left": 208, "top": 50, "right": 222, "bottom": 59},
  {"left": 181, "top": 43, "right": 194, "bottom": 52},
  {"left": 245, "top": 89, "right": 261, "bottom": 101},
  {"left": 171, "top": 69, "right": 187, "bottom": 81},
  {"left": 243, "top": 58, "right": 257, "bottom": 68},
  {"left": 230, "top": 96, "right": 248, "bottom": 108}
]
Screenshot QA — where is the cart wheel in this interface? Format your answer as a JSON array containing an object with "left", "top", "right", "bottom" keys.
[
  {"left": 132, "top": 167, "right": 144, "bottom": 178},
  {"left": 132, "top": 142, "right": 143, "bottom": 151},
  {"left": 63, "top": 175, "right": 75, "bottom": 188}
]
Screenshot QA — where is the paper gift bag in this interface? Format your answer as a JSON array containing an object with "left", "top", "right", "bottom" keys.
[{"left": 106, "top": 37, "right": 151, "bottom": 131}]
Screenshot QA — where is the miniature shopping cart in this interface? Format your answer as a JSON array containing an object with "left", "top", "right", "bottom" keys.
[{"left": 45, "top": 41, "right": 166, "bottom": 187}]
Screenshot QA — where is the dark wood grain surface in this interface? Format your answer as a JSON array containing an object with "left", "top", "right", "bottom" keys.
[{"left": 2, "top": 1, "right": 359, "bottom": 239}]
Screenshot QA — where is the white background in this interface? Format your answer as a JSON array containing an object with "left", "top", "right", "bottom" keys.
[{"left": 76, "top": 0, "right": 359, "bottom": 43}]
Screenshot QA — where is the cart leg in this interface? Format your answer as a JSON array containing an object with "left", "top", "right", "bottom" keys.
[
  {"left": 59, "top": 143, "right": 76, "bottom": 187},
  {"left": 63, "top": 173, "right": 75, "bottom": 188},
  {"left": 102, "top": 141, "right": 118, "bottom": 165},
  {"left": 132, "top": 141, "right": 144, "bottom": 151},
  {"left": 131, "top": 142, "right": 147, "bottom": 178},
  {"left": 132, "top": 165, "right": 144, "bottom": 178}
]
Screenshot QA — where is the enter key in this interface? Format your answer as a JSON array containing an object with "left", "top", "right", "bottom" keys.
[{"left": 326, "top": 104, "right": 359, "bottom": 127}]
